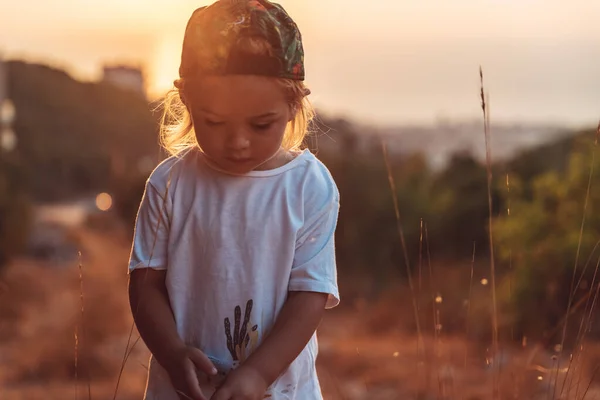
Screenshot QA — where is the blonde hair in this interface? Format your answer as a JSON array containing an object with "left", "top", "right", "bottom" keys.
[
  {"left": 159, "top": 79, "right": 314, "bottom": 157},
  {"left": 159, "top": 37, "right": 314, "bottom": 157}
]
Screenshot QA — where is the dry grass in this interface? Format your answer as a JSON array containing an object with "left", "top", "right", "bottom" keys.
[
  {"left": 1, "top": 220, "right": 600, "bottom": 399},
  {"left": 1, "top": 89, "right": 599, "bottom": 400},
  {"left": 0, "top": 223, "right": 149, "bottom": 400}
]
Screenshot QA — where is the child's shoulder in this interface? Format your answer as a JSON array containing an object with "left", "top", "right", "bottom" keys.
[
  {"left": 146, "top": 148, "right": 199, "bottom": 191},
  {"left": 298, "top": 150, "right": 336, "bottom": 184},
  {"left": 295, "top": 150, "right": 339, "bottom": 205}
]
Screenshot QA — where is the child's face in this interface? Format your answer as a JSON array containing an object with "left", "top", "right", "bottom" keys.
[{"left": 185, "top": 75, "right": 294, "bottom": 174}]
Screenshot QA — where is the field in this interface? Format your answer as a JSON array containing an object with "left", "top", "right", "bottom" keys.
[{"left": 2, "top": 210, "right": 600, "bottom": 400}]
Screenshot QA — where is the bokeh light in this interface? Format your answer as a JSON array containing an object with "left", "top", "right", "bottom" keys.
[{"left": 95, "top": 192, "right": 113, "bottom": 211}]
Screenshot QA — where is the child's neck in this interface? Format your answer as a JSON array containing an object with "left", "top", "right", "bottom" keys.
[{"left": 253, "top": 148, "right": 297, "bottom": 171}]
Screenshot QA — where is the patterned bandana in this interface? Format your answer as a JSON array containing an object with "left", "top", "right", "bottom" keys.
[{"left": 179, "top": 0, "right": 305, "bottom": 81}]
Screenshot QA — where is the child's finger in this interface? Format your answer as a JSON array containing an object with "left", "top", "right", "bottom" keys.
[
  {"left": 210, "top": 387, "right": 231, "bottom": 400},
  {"left": 189, "top": 347, "right": 218, "bottom": 376},
  {"left": 176, "top": 388, "right": 195, "bottom": 400},
  {"left": 183, "top": 358, "right": 208, "bottom": 400}
]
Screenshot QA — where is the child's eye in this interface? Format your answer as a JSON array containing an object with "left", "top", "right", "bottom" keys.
[
  {"left": 205, "top": 120, "right": 224, "bottom": 127},
  {"left": 252, "top": 122, "right": 273, "bottom": 131}
]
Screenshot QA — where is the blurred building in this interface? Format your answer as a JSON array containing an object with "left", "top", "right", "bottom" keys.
[
  {"left": 0, "top": 53, "right": 5, "bottom": 103},
  {"left": 0, "top": 53, "right": 17, "bottom": 152},
  {"left": 102, "top": 64, "right": 146, "bottom": 98}
]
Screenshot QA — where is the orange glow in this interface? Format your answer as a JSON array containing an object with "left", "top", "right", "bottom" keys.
[
  {"left": 2, "top": 0, "right": 600, "bottom": 124},
  {"left": 95, "top": 193, "right": 113, "bottom": 212},
  {"left": 148, "top": 33, "right": 182, "bottom": 98}
]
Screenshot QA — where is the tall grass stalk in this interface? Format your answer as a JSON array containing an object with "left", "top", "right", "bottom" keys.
[
  {"left": 465, "top": 242, "right": 476, "bottom": 353},
  {"left": 579, "top": 364, "right": 600, "bottom": 400},
  {"left": 506, "top": 174, "right": 514, "bottom": 342},
  {"left": 553, "top": 121, "right": 599, "bottom": 400},
  {"left": 463, "top": 241, "right": 476, "bottom": 400},
  {"left": 425, "top": 224, "right": 443, "bottom": 396},
  {"left": 74, "top": 251, "right": 92, "bottom": 400},
  {"left": 418, "top": 218, "right": 424, "bottom": 313},
  {"left": 113, "top": 173, "right": 173, "bottom": 400},
  {"left": 565, "top": 252, "right": 600, "bottom": 398},
  {"left": 479, "top": 66, "right": 499, "bottom": 399},
  {"left": 381, "top": 140, "right": 424, "bottom": 392}
]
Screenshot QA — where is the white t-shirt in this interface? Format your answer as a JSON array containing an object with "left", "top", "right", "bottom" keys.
[{"left": 128, "top": 148, "right": 340, "bottom": 400}]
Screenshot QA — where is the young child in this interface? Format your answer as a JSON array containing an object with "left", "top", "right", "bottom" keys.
[{"left": 128, "top": 1, "right": 340, "bottom": 399}]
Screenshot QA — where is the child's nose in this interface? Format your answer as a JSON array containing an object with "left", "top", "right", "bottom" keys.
[{"left": 226, "top": 131, "right": 250, "bottom": 151}]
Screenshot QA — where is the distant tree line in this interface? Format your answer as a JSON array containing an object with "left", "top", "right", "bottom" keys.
[{"left": 2, "top": 60, "right": 598, "bottom": 346}]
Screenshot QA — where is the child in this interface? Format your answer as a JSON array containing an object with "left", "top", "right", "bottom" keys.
[{"left": 128, "top": 1, "right": 340, "bottom": 399}]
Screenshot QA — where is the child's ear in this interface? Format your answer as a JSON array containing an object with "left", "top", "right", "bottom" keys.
[
  {"left": 289, "top": 104, "right": 298, "bottom": 122},
  {"left": 175, "top": 79, "right": 188, "bottom": 109},
  {"left": 179, "top": 92, "right": 188, "bottom": 108}
]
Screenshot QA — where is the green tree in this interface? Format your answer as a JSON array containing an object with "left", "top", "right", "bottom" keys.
[
  {"left": 8, "top": 61, "right": 159, "bottom": 201},
  {"left": 495, "top": 132, "right": 600, "bottom": 342},
  {"left": 427, "top": 152, "right": 500, "bottom": 259}
]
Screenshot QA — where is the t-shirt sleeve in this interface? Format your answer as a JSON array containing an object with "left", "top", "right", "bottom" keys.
[
  {"left": 289, "top": 181, "right": 340, "bottom": 309},
  {"left": 128, "top": 179, "right": 171, "bottom": 272}
]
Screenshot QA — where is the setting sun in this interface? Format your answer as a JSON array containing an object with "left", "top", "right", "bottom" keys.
[
  {"left": 3, "top": 1, "right": 600, "bottom": 400},
  {"left": 148, "top": 33, "right": 182, "bottom": 98},
  {"left": 1, "top": 0, "right": 599, "bottom": 123}
]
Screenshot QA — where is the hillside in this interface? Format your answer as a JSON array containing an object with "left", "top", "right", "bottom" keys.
[
  {"left": 7, "top": 61, "right": 161, "bottom": 201},
  {"left": 7, "top": 60, "right": 586, "bottom": 200},
  {"left": 4, "top": 60, "right": 600, "bottom": 399}
]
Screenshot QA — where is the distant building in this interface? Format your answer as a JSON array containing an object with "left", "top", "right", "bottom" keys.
[
  {"left": 102, "top": 65, "right": 146, "bottom": 98},
  {"left": 0, "top": 53, "right": 18, "bottom": 152},
  {"left": 0, "top": 53, "right": 6, "bottom": 104}
]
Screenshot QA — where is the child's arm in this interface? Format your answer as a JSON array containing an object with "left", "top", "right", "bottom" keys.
[
  {"left": 129, "top": 269, "right": 217, "bottom": 400},
  {"left": 244, "top": 291, "right": 327, "bottom": 381},
  {"left": 128, "top": 269, "right": 185, "bottom": 368},
  {"left": 211, "top": 290, "right": 327, "bottom": 399}
]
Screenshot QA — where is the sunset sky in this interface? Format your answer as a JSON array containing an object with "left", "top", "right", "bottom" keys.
[{"left": 1, "top": 0, "right": 599, "bottom": 127}]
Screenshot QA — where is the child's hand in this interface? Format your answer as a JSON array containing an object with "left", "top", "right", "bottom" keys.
[
  {"left": 210, "top": 364, "right": 268, "bottom": 400},
  {"left": 164, "top": 346, "right": 218, "bottom": 400}
]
